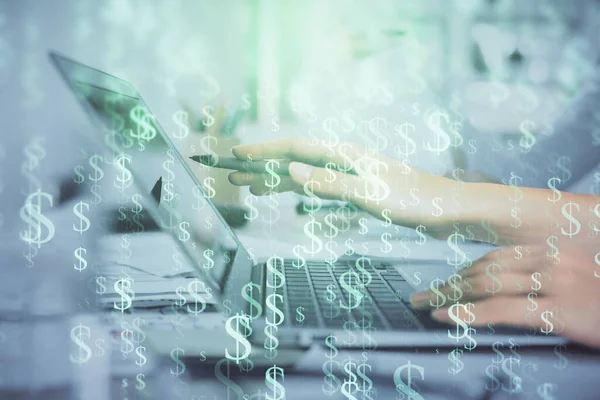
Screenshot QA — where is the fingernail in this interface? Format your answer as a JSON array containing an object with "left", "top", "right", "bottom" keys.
[
  {"left": 231, "top": 145, "right": 251, "bottom": 159},
  {"left": 431, "top": 308, "right": 448, "bottom": 320},
  {"left": 289, "top": 162, "right": 312, "bottom": 183}
]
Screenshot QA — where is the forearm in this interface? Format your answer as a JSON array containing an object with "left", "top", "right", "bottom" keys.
[{"left": 457, "top": 182, "right": 600, "bottom": 245}]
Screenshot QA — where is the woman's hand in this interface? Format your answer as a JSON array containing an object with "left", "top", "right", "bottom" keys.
[
  {"left": 229, "top": 137, "right": 463, "bottom": 237},
  {"left": 411, "top": 241, "right": 600, "bottom": 348}
]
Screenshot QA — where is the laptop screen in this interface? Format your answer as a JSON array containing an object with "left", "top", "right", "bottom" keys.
[{"left": 52, "top": 54, "right": 242, "bottom": 292}]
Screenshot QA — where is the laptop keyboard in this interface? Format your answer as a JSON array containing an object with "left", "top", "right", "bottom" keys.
[{"left": 280, "top": 259, "right": 444, "bottom": 331}]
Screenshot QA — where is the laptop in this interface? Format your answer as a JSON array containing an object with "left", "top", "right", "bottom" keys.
[{"left": 50, "top": 52, "right": 563, "bottom": 349}]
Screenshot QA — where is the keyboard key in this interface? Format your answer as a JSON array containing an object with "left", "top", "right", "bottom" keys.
[{"left": 385, "top": 281, "right": 414, "bottom": 301}]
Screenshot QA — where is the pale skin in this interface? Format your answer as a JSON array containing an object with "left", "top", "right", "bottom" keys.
[{"left": 228, "top": 137, "right": 600, "bottom": 348}]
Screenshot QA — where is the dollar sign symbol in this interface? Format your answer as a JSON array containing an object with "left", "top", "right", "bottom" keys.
[
  {"left": 468, "top": 139, "right": 477, "bottom": 154},
  {"left": 449, "top": 119, "right": 464, "bottom": 148},
  {"left": 74, "top": 165, "right": 85, "bottom": 184},
  {"left": 447, "top": 303, "right": 473, "bottom": 341},
  {"left": 554, "top": 156, "right": 572, "bottom": 182},
  {"left": 114, "top": 153, "right": 133, "bottom": 191},
  {"left": 448, "top": 348, "right": 464, "bottom": 375},
  {"left": 22, "top": 137, "right": 45, "bottom": 186},
  {"left": 72, "top": 201, "right": 91, "bottom": 234},
  {"left": 394, "top": 122, "right": 417, "bottom": 156},
  {"left": 413, "top": 272, "right": 422, "bottom": 286},
  {"left": 136, "top": 373, "right": 146, "bottom": 391},
  {"left": 224, "top": 313, "right": 252, "bottom": 363},
  {"left": 322, "top": 117, "right": 340, "bottom": 152},
  {"left": 241, "top": 282, "right": 262, "bottom": 320},
  {"left": 295, "top": 306, "right": 305, "bottom": 325},
  {"left": 162, "top": 149, "right": 177, "bottom": 202},
  {"left": 354, "top": 256, "right": 372, "bottom": 286},
  {"left": 553, "top": 344, "right": 568, "bottom": 370},
  {"left": 464, "top": 326, "right": 478, "bottom": 351},
  {"left": 514, "top": 246, "right": 523, "bottom": 260},
  {"left": 303, "top": 179, "right": 322, "bottom": 213},
  {"left": 527, "top": 292, "right": 538, "bottom": 312},
  {"left": 241, "top": 93, "right": 252, "bottom": 110},
  {"left": 446, "top": 274, "right": 463, "bottom": 302},
  {"left": 481, "top": 217, "right": 499, "bottom": 244},
  {"left": 222, "top": 300, "right": 233, "bottom": 317},
  {"left": 415, "top": 225, "right": 427, "bottom": 245},
  {"left": 393, "top": 360, "right": 425, "bottom": 400},
  {"left": 323, "top": 335, "right": 341, "bottom": 395},
  {"left": 178, "top": 221, "right": 191, "bottom": 242},
  {"left": 594, "top": 252, "right": 600, "bottom": 278},
  {"left": 380, "top": 232, "right": 393, "bottom": 253},
  {"left": 353, "top": 156, "right": 390, "bottom": 203},
  {"left": 341, "top": 357, "right": 359, "bottom": 400},
  {"left": 446, "top": 232, "right": 467, "bottom": 267},
  {"left": 19, "top": 191, "right": 55, "bottom": 248},
  {"left": 424, "top": 109, "right": 451, "bottom": 156},
  {"left": 365, "top": 116, "right": 388, "bottom": 151},
  {"left": 484, "top": 262, "right": 503, "bottom": 294},
  {"left": 96, "top": 276, "right": 107, "bottom": 294},
  {"left": 540, "top": 310, "right": 554, "bottom": 334},
  {"left": 88, "top": 154, "right": 104, "bottom": 182},
  {"left": 132, "top": 317, "right": 147, "bottom": 343},
  {"left": 169, "top": 347, "right": 186, "bottom": 376},
  {"left": 215, "top": 359, "right": 246, "bottom": 398},
  {"left": 531, "top": 272, "right": 543, "bottom": 291},
  {"left": 501, "top": 357, "right": 522, "bottom": 394},
  {"left": 292, "top": 244, "right": 306, "bottom": 269},
  {"left": 323, "top": 284, "right": 340, "bottom": 320},
  {"left": 202, "top": 105, "right": 215, "bottom": 127},
  {"left": 593, "top": 203, "right": 600, "bottom": 235},
  {"left": 129, "top": 104, "right": 156, "bottom": 141},
  {"left": 508, "top": 173, "right": 523, "bottom": 202},
  {"left": 339, "top": 271, "right": 363, "bottom": 311},
  {"left": 325, "top": 162, "right": 338, "bottom": 183},
  {"left": 202, "top": 248, "right": 215, "bottom": 270},
  {"left": 135, "top": 345, "right": 147, "bottom": 366},
  {"left": 428, "top": 278, "right": 447, "bottom": 309},
  {"left": 203, "top": 176, "right": 216, "bottom": 199},
  {"left": 485, "top": 363, "right": 502, "bottom": 392},
  {"left": 70, "top": 324, "right": 92, "bottom": 365},
  {"left": 431, "top": 197, "right": 444, "bottom": 218},
  {"left": 356, "top": 355, "right": 373, "bottom": 400},
  {"left": 264, "top": 160, "right": 281, "bottom": 189},
  {"left": 90, "top": 184, "right": 102, "bottom": 206},
  {"left": 172, "top": 245, "right": 183, "bottom": 271},
  {"left": 264, "top": 292, "right": 284, "bottom": 359},
  {"left": 536, "top": 383, "right": 557, "bottom": 400},
  {"left": 545, "top": 236, "right": 560, "bottom": 264},
  {"left": 326, "top": 284, "right": 337, "bottom": 303},
  {"left": 265, "top": 365, "right": 285, "bottom": 400},
  {"left": 73, "top": 247, "right": 87, "bottom": 271},
  {"left": 258, "top": 246, "right": 276, "bottom": 275},
  {"left": 244, "top": 195, "right": 259, "bottom": 221},
  {"left": 560, "top": 201, "right": 581, "bottom": 238},
  {"left": 187, "top": 280, "right": 207, "bottom": 314},
  {"left": 547, "top": 177, "right": 562, "bottom": 203},
  {"left": 114, "top": 278, "right": 134, "bottom": 312},
  {"left": 519, "top": 120, "right": 536, "bottom": 151},
  {"left": 172, "top": 110, "right": 189, "bottom": 140}
]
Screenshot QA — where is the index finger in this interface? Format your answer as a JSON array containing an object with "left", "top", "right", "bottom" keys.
[{"left": 231, "top": 137, "right": 374, "bottom": 170}]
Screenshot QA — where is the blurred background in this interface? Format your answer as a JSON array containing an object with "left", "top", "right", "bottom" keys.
[
  {"left": 3, "top": 0, "right": 599, "bottom": 161},
  {"left": 3, "top": 0, "right": 599, "bottom": 216}
]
